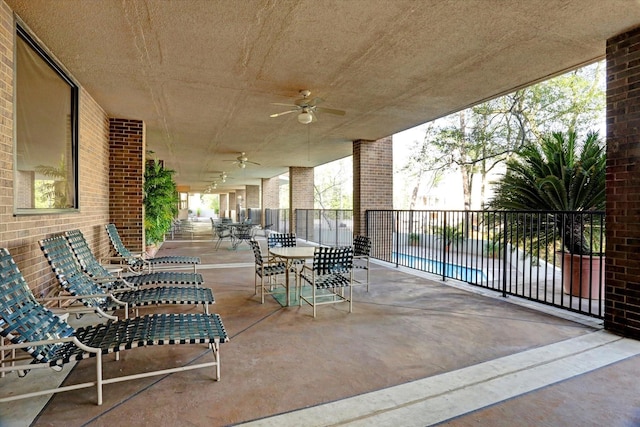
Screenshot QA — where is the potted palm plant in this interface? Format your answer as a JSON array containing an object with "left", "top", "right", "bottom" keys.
[
  {"left": 488, "top": 131, "right": 606, "bottom": 298},
  {"left": 144, "top": 159, "right": 179, "bottom": 254}
]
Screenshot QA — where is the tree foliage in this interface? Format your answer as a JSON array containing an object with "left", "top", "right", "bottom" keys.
[
  {"left": 400, "top": 61, "right": 605, "bottom": 209},
  {"left": 488, "top": 131, "right": 606, "bottom": 254},
  {"left": 144, "top": 160, "right": 179, "bottom": 245}
]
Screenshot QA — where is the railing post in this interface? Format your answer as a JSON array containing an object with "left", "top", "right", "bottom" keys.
[
  {"left": 501, "top": 211, "right": 508, "bottom": 298},
  {"left": 441, "top": 213, "right": 447, "bottom": 281}
]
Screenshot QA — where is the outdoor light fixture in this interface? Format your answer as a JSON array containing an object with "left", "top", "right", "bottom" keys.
[{"left": 297, "top": 109, "right": 313, "bottom": 124}]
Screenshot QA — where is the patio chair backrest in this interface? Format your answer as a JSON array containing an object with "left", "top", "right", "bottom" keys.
[
  {"left": 40, "top": 235, "right": 109, "bottom": 309},
  {"left": 0, "top": 248, "right": 75, "bottom": 364},
  {"left": 353, "top": 235, "right": 371, "bottom": 257},
  {"left": 267, "top": 233, "right": 297, "bottom": 248},
  {"left": 249, "top": 240, "right": 265, "bottom": 266},
  {"left": 312, "top": 246, "right": 353, "bottom": 275},
  {"left": 64, "top": 229, "right": 112, "bottom": 279},
  {"left": 105, "top": 223, "right": 137, "bottom": 266}
]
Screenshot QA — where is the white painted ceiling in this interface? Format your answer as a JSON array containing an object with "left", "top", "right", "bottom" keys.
[{"left": 6, "top": 0, "right": 640, "bottom": 193}]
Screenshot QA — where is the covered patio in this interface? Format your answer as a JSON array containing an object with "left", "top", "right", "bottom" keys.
[{"left": 3, "top": 224, "right": 639, "bottom": 426}]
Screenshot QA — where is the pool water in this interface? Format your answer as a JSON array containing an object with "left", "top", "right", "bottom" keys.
[{"left": 393, "top": 253, "right": 487, "bottom": 282}]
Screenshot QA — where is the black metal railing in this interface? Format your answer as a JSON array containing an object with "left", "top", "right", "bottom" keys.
[
  {"left": 264, "top": 208, "right": 290, "bottom": 233},
  {"left": 295, "top": 209, "right": 354, "bottom": 247},
  {"left": 366, "top": 210, "right": 605, "bottom": 318}
]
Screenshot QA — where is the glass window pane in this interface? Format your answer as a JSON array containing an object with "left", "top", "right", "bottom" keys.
[{"left": 15, "top": 27, "right": 78, "bottom": 212}]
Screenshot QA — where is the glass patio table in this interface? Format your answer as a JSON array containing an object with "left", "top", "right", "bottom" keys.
[{"left": 268, "top": 246, "right": 316, "bottom": 306}]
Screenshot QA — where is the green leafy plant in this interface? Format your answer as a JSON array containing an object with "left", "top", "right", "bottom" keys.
[
  {"left": 409, "top": 232, "right": 420, "bottom": 245},
  {"left": 35, "top": 154, "right": 72, "bottom": 208},
  {"left": 144, "top": 160, "right": 179, "bottom": 245},
  {"left": 435, "top": 224, "right": 465, "bottom": 248},
  {"left": 488, "top": 131, "right": 605, "bottom": 255}
]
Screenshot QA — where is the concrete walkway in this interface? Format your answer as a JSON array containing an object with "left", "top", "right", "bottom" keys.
[{"left": 2, "top": 225, "right": 638, "bottom": 426}]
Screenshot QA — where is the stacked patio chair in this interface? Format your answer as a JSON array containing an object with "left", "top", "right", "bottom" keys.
[
  {"left": 249, "top": 240, "right": 287, "bottom": 304},
  {"left": 105, "top": 223, "right": 200, "bottom": 272},
  {"left": 40, "top": 235, "right": 214, "bottom": 317},
  {"left": 0, "top": 247, "right": 228, "bottom": 405},
  {"left": 299, "top": 246, "right": 354, "bottom": 317},
  {"left": 353, "top": 235, "right": 372, "bottom": 291},
  {"left": 64, "top": 229, "right": 204, "bottom": 289}
]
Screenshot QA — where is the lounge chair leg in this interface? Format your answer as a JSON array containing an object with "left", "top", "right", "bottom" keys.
[{"left": 96, "top": 352, "right": 103, "bottom": 405}]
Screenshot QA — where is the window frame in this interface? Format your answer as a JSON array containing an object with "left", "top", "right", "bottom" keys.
[{"left": 14, "top": 21, "right": 80, "bottom": 215}]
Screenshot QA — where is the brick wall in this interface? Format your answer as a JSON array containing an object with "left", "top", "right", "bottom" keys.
[
  {"left": 605, "top": 26, "right": 640, "bottom": 338},
  {"left": 245, "top": 185, "right": 260, "bottom": 208},
  {"left": 353, "top": 137, "right": 393, "bottom": 231},
  {"left": 109, "top": 118, "right": 145, "bottom": 251},
  {"left": 0, "top": 3, "right": 111, "bottom": 294},
  {"left": 289, "top": 167, "right": 314, "bottom": 233}
]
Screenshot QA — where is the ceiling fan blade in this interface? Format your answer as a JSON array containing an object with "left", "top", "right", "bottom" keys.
[
  {"left": 270, "top": 109, "right": 298, "bottom": 118},
  {"left": 307, "top": 97, "right": 324, "bottom": 107},
  {"left": 316, "top": 106, "right": 346, "bottom": 116},
  {"left": 270, "top": 102, "right": 299, "bottom": 107},
  {"left": 247, "top": 160, "right": 261, "bottom": 165}
]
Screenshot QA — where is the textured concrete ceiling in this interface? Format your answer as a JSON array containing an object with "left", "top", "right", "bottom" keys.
[{"left": 6, "top": 0, "right": 640, "bottom": 193}]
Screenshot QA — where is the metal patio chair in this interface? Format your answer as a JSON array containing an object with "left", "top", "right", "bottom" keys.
[
  {"left": 353, "top": 235, "right": 372, "bottom": 291},
  {"left": 40, "top": 235, "right": 214, "bottom": 317},
  {"left": 299, "top": 246, "right": 354, "bottom": 318},
  {"left": 0, "top": 247, "right": 228, "bottom": 406},
  {"left": 249, "top": 240, "right": 287, "bottom": 304},
  {"left": 105, "top": 224, "right": 200, "bottom": 272}
]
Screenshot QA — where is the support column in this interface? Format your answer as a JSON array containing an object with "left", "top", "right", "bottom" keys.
[
  {"left": 289, "top": 167, "right": 314, "bottom": 235},
  {"left": 109, "top": 118, "right": 145, "bottom": 251},
  {"left": 605, "top": 26, "right": 640, "bottom": 338},
  {"left": 353, "top": 137, "right": 393, "bottom": 258},
  {"left": 220, "top": 193, "right": 229, "bottom": 218},
  {"left": 262, "top": 176, "right": 280, "bottom": 227}
]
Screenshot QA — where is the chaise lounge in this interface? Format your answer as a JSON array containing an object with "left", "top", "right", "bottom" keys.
[{"left": 0, "top": 248, "right": 228, "bottom": 405}]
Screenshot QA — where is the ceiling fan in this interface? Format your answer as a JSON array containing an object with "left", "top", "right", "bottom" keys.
[
  {"left": 224, "top": 152, "right": 260, "bottom": 169},
  {"left": 270, "top": 89, "right": 346, "bottom": 124}
]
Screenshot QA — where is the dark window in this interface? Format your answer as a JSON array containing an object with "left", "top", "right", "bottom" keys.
[{"left": 15, "top": 24, "right": 78, "bottom": 213}]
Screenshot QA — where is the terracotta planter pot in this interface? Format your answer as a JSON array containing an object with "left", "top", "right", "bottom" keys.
[
  {"left": 145, "top": 244, "right": 159, "bottom": 258},
  {"left": 560, "top": 252, "right": 605, "bottom": 299}
]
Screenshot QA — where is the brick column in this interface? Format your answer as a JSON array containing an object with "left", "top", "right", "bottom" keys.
[
  {"left": 109, "top": 118, "right": 144, "bottom": 251},
  {"left": 229, "top": 192, "right": 237, "bottom": 221},
  {"left": 262, "top": 176, "right": 280, "bottom": 227},
  {"left": 289, "top": 167, "right": 314, "bottom": 235},
  {"left": 219, "top": 193, "right": 229, "bottom": 218},
  {"left": 353, "top": 137, "right": 393, "bottom": 258},
  {"left": 245, "top": 185, "right": 260, "bottom": 207},
  {"left": 605, "top": 26, "right": 640, "bottom": 338}
]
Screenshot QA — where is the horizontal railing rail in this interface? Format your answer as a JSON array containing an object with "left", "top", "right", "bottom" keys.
[
  {"left": 366, "top": 209, "right": 605, "bottom": 319},
  {"left": 295, "top": 209, "right": 354, "bottom": 247},
  {"left": 264, "top": 208, "right": 290, "bottom": 234}
]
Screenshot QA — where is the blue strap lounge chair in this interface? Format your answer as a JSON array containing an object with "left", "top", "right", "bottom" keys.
[
  {"left": 0, "top": 247, "right": 228, "bottom": 406},
  {"left": 65, "top": 229, "right": 203, "bottom": 289},
  {"left": 39, "top": 235, "right": 214, "bottom": 317},
  {"left": 105, "top": 224, "right": 200, "bottom": 272}
]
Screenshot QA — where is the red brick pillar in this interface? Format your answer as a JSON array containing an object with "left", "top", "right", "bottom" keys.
[
  {"left": 109, "top": 118, "right": 144, "bottom": 251},
  {"left": 605, "top": 26, "right": 640, "bottom": 338},
  {"left": 219, "top": 193, "right": 229, "bottom": 218},
  {"left": 353, "top": 137, "right": 393, "bottom": 258},
  {"left": 262, "top": 176, "right": 280, "bottom": 227},
  {"left": 289, "top": 167, "right": 314, "bottom": 236}
]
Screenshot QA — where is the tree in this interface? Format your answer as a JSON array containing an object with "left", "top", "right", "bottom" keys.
[
  {"left": 398, "top": 61, "right": 605, "bottom": 209},
  {"left": 488, "top": 131, "right": 605, "bottom": 255}
]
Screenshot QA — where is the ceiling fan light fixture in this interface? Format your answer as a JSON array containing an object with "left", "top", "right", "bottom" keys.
[
  {"left": 298, "top": 111, "right": 313, "bottom": 124},
  {"left": 238, "top": 162, "right": 246, "bottom": 169}
]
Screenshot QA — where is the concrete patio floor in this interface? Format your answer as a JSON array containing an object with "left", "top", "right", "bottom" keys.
[{"left": 2, "top": 222, "right": 640, "bottom": 426}]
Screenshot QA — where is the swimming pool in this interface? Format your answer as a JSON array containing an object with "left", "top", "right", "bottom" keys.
[{"left": 393, "top": 253, "right": 487, "bottom": 282}]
